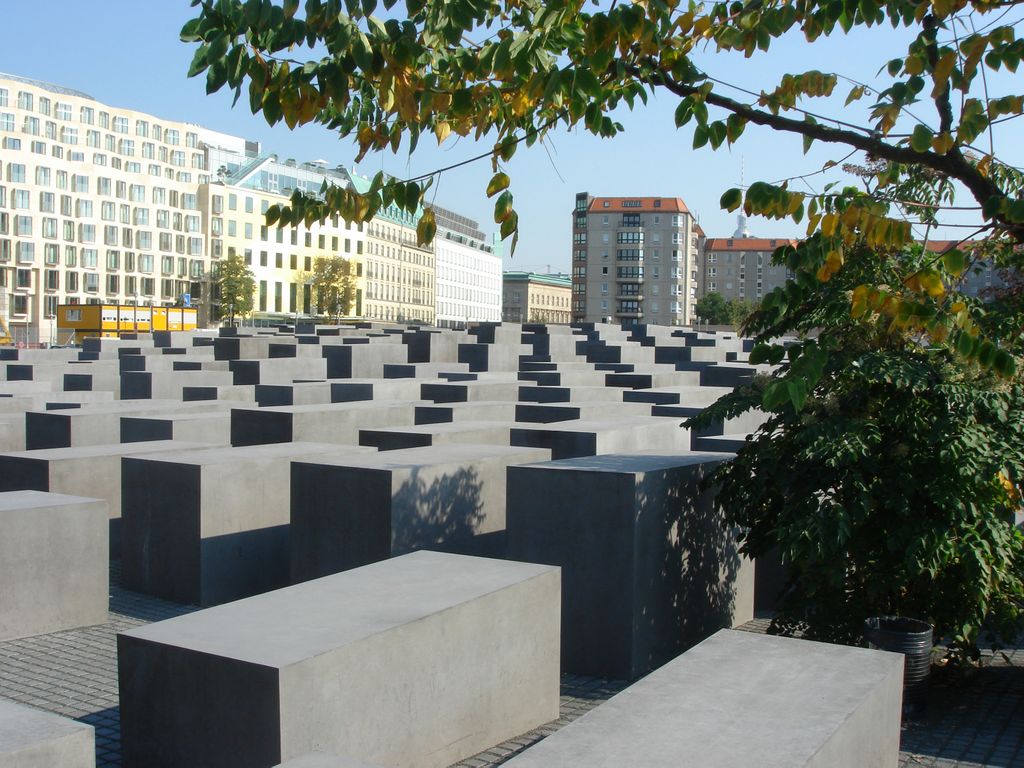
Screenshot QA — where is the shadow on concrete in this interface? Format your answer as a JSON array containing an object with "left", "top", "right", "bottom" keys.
[
  {"left": 630, "top": 456, "right": 743, "bottom": 677},
  {"left": 391, "top": 465, "right": 486, "bottom": 556},
  {"left": 898, "top": 663, "right": 1024, "bottom": 767},
  {"left": 77, "top": 705, "right": 121, "bottom": 768}
]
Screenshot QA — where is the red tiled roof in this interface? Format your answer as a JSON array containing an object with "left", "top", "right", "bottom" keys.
[
  {"left": 704, "top": 238, "right": 797, "bottom": 251},
  {"left": 587, "top": 197, "right": 691, "bottom": 214}
]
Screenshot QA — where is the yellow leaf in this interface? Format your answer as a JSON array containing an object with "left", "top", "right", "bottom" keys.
[
  {"left": 826, "top": 250, "right": 843, "bottom": 272},
  {"left": 820, "top": 213, "right": 838, "bottom": 237},
  {"left": 434, "top": 121, "right": 451, "bottom": 144},
  {"left": 932, "top": 50, "right": 957, "bottom": 97},
  {"left": 931, "top": 132, "right": 954, "bottom": 155},
  {"left": 816, "top": 264, "right": 832, "bottom": 282}
]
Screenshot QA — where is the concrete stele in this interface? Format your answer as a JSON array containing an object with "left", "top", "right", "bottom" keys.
[
  {"left": 118, "top": 550, "right": 561, "bottom": 768},
  {"left": 0, "top": 698, "right": 95, "bottom": 767},
  {"left": 503, "top": 629, "right": 904, "bottom": 768}
]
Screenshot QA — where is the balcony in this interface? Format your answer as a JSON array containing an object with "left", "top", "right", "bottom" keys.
[
  {"left": 615, "top": 274, "right": 644, "bottom": 283},
  {"left": 615, "top": 308, "right": 643, "bottom": 318}
]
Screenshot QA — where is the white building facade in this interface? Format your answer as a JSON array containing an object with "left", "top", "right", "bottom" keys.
[{"left": 432, "top": 204, "right": 502, "bottom": 328}]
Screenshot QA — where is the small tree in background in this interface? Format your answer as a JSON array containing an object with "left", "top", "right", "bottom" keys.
[
  {"left": 310, "top": 256, "right": 355, "bottom": 323},
  {"left": 216, "top": 252, "right": 255, "bottom": 326},
  {"left": 694, "top": 292, "right": 731, "bottom": 325},
  {"left": 728, "top": 299, "right": 760, "bottom": 329}
]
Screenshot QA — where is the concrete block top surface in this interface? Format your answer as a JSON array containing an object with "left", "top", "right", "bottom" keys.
[
  {"left": 119, "top": 550, "right": 558, "bottom": 668},
  {"left": 514, "top": 415, "right": 678, "bottom": 432},
  {"left": 505, "top": 629, "right": 903, "bottom": 767},
  {"left": 0, "top": 440, "right": 213, "bottom": 462},
  {"left": 274, "top": 753, "right": 385, "bottom": 767},
  {"left": 124, "top": 441, "right": 373, "bottom": 467},
  {"left": 0, "top": 697, "right": 94, "bottom": 750},
  {"left": 365, "top": 420, "right": 511, "bottom": 437},
  {"left": 295, "top": 443, "right": 545, "bottom": 470},
  {"left": 241, "top": 400, "right": 418, "bottom": 415},
  {"left": 516, "top": 450, "right": 734, "bottom": 475},
  {"left": 0, "top": 489, "right": 106, "bottom": 511}
]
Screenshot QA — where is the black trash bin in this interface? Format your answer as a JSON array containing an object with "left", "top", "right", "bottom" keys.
[{"left": 864, "top": 616, "right": 933, "bottom": 715}]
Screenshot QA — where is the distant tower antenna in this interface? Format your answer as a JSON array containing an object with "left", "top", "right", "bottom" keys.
[{"left": 733, "top": 157, "right": 752, "bottom": 238}]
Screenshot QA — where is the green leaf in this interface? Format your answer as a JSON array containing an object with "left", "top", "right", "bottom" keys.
[
  {"left": 692, "top": 124, "right": 709, "bottom": 149},
  {"left": 942, "top": 249, "right": 966, "bottom": 275},
  {"left": 762, "top": 380, "right": 790, "bottom": 410},
  {"left": 748, "top": 343, "right": 774, "bottom": 365},
  {"left": 720, "top": 187, "right": 743, "bottom": 212},
  {"left": 486, "top": 172, "right": 510, "bottom": 198},
  {"left": 494, "top": 190, "right": 513, "bottom": 222},
  {"left": 910, "top": 124, "right": 932, "bottom": 153}
]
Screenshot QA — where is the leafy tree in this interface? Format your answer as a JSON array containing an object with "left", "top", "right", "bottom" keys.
[
  {"left": 695, "top": 236, "right": 1024, "bottom": 658},
  {"left": 728, "top": 299, "right": 760, "bottom": 328},
  {"left": 216, "top": 251, "right": 255, "bottom": 326},
  {"left": 309, "top": 256, "right": 356, "bottom": 322},
  {"left": 184, "top": 0, "right": 1024, "bottom": 653},
  {"left": 695, "top": 292, "right": 732, "bottom": 325}
]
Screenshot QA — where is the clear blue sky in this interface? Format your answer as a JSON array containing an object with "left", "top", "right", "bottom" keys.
[{"left": 3, "top": 3, "right": 1012, "bottom": 270}]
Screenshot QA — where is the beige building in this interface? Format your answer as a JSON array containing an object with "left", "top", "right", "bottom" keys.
[
  {"left": 502, "top": 272, "right": 572, "bottom": 324},
  {"left": 199, "top": 146, "right": 370, "bottom": 321},
  {"left": 352, "top": 173, "right": 435, "bottom": 325},
  {"left": 702, "top": 237, "right": 797, "bottom": 303},
  {"left": 570, "top": 192, "right": 704, "bottom": 326},
  {"left": 0, "top": 72, "right": 238, "bottom": 342}
]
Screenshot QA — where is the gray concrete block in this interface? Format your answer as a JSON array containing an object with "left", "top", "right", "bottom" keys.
[
  {"left": 503, "top": 629, "right": 903, "bottom": 768},
  {"left": 510, "top": 417, "right": 690, "bottom": 460},
  {"left": 0, "top": 698, "right": 95, "bottom": 767},
  {"left": 0, "top": 440, "right": 212, "bottom": 557},
  {"left": 291, "top": 444, "right": 549, "bottom": 581},
  {"left": 230, "top": 402, "right": 419, "bottom": 446},
  {"left": 121, "top": 411, "right": 233, "bottom": 445},
  {"left": 25, "top": 400, "right": 224, "bottom": 449},
  {"left": 507, "top": 451, "right": 753, "bottom": 679},
  {"left": 358, "top": 421, "right": 513, "bottom": 451},
  {"left": 122, "top": 442, "right": 372, "bottom": 606},
  {"left": 274, "top": 754, "right": 383, "bottom": 768},
  {"left": 0, "top": 490, "right": 108, "bottom": 641},
  {"left": 118, "top": 550, "right": 561, "bottom": 768}
]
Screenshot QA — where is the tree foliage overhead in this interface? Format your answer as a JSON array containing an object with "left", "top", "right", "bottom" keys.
[
  {"left": 215, "top": 251, "right": 256, "bottom": 324},
  {"left": 183, "top": 0, "right": 1022, "bottom": 373}
]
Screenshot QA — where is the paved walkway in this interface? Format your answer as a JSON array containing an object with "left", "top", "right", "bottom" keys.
[{"left": 0, "top": 564, "right": 1020, "bottom": 767}]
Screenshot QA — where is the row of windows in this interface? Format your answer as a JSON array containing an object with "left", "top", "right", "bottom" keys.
[{"left": 0, "top": 87, "right": 197, "bottom": 145}]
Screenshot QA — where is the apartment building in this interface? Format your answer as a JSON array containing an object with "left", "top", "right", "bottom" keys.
[
  {"left": 339, "top": 173, "right": 434, "bottom": 325},
  {"left": 432, "top": 204, "right": 502, "bottom": 328},
  {"left": 570, "top": 192, "right": 703, "bottom": 326},
  {"left": 702, "top": 237, "right": 797, "bottom": 302},
  {"left": 502, "top": 271, "right": 572, "bottom": 324},
  {"left": 202, "top": 146, "right": 368, "bottom": 320},
  {"left": 0, "top": 72, "right": 234, "bottom": 342}
]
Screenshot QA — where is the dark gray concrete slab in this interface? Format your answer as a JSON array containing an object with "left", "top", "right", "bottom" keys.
[
  {"left": 510, "top": 417, "right": 690, "bottom": 460},
  {"left": 121, "top": 442, "right": 372, "bottom": 606},
  {"left": 503, "top": 629, "right": 903, "bottom": 768},
  {"left": 507, "top": 451, "right": 753, "bottom": 680},
  {"left": 291, "top": 444, "right": 549, "bottom": 581},
  {"left": 118, "top": 551, "right": 560, "bottom": 768}
]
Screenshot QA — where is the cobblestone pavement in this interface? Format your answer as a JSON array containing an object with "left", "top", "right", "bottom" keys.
[{"left": 0, "top": 566, "right": 1020, "bottom": 767}]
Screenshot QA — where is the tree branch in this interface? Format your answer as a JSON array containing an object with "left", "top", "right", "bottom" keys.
[{"left": 639, "top": 66, "right": 1024, "bottom": 241}]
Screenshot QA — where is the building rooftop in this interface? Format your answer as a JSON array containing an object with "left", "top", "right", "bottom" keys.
[
  {"left": 587, "top": 197, "right": 692, "bottom": 214},
  {"left": 0, "top": 71, "right": 94, "bottom": 101},
  {"left": 704, "top": 237, "right": 798, "bottom": 251},
  {"left": 503, "top": 271, "right": 572, "bottom": 288}
]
